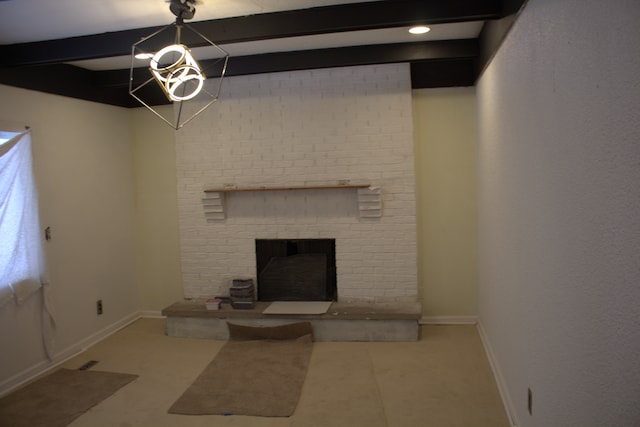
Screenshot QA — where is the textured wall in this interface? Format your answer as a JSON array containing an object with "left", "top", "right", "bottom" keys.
[
  {"left": 175, "top": 64, "right": 417, "bottom": 302},
  {"left": 477, "top": 0, "right": 640, "bottom": 425}
]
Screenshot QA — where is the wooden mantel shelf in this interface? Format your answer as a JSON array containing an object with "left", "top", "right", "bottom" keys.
[
  {"left": 204, "top": 184, "right": 371, "bottom": 193},
  {"left": 201, "top": 183, "right": 382, "bottom": 221}
]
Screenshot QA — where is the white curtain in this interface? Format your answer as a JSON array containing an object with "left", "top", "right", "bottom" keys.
[{"left": 0, "top": 130, "right": 56, "bottom": 358}]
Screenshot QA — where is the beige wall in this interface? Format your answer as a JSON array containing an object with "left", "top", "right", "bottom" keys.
[
  {"left": 413, "top": 87, "right": 478, "bottom": 318},
  {"left": 131, "top": 107, "right": 184, "bottom": 311},
  {"left": 0, "top": 85, "right": 138, "bottom": 392}
]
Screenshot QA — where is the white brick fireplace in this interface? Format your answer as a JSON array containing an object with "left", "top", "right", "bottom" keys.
[{"left": 174, "top": 63, "right": 417, "bottom": 303}]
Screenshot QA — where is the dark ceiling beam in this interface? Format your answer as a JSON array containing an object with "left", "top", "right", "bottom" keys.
[
  {"left": 411, "top": 58, "right": 477, "bottom": 89},
  {"left": 0, "top": 39, "right": 476, "bottom": 108},
  {"left": 477, "top": 0, "right": 528, "bottom": 78},
  {"left": 0, "top": 0, "right": 501, "bottom": 68},
  {"left": 101, "top": 39, "right": 477, "bottom": 87},
  {"left": 90, "top": 39, "right": 478, "bottom": 107},
  {"left": 0, "top": 63, "right": 134, "bottom": 106},
  {"left": 224, "top": 39, "right": 477, "bottom": 77}
]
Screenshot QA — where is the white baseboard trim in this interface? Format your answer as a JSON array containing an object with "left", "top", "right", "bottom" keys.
[
  {"left": 139, "top": 310, "right": 165, "bottom": 318},
  {"left": 476, "top": 320, "right": 519, "bottom": 427},
  {"left": 419, "top": 315, "right": 478, "bottom": 325},
  {"left": 0, "top": 311, "right": 142, "bottom": 397}
]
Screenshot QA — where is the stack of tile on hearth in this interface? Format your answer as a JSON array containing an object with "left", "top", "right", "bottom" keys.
[{"left": 230, "top": 278, "right": 255, "bottom": 309}]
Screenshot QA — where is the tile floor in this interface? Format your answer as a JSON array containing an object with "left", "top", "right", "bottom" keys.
[{"left": 59, "top": 318, "right": 510, "bottom": 427}]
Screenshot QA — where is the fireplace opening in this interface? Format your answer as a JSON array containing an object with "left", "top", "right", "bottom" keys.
[{"left": 255, "top": 239, "right": 337, "bottom": 302}]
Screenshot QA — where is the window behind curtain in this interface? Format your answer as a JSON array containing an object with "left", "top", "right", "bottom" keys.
[{"left": 0, "top": 130, "right": 46, "bottom": 307}]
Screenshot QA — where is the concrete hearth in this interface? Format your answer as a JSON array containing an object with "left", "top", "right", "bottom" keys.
[{"left": 162, "top": 300, "right": 422, "bottom": 341}]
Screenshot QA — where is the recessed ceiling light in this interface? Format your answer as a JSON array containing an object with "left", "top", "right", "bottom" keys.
[
  {"left": 134, "top": 52, "right": 154, "bottom": 60},
  {"left": 409, "top": 26, "right": 431, "bottom": 35}
]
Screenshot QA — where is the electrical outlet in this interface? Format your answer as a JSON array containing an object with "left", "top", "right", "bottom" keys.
[
  {"left": 528, "top": 388, "right": 533, "bottom": 415},
  {"left": 96, "top": 299, "right": 103, "bottom": 315}
]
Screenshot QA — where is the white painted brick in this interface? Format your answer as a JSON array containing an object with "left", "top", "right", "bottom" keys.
[{"left": 175, "top": 64, "right": 417, "bottom": 302}]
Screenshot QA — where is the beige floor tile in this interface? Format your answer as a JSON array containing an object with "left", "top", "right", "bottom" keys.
[
  {"left": 45, "top": 319, "right": 510, "bottom": 427},
  {"left": 368, "top": 326, "right": 510, "bottom": 427},
  {"left": 292, "top": 343, "right": 387, "bottom": 427}
]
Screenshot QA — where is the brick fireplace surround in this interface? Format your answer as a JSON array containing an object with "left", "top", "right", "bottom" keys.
[{"left": 174, "top": 63, "right": 418, "bottom": 304}]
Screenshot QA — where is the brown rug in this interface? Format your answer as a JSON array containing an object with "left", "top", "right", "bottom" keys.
[
  {"left": 0, "top": 368, "right": 138, "bottom": 427},
  {"left": 169, "top": 321, "right": 314, "bottom": 417}
]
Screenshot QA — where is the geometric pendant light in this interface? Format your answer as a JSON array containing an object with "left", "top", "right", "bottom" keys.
[{"left": 129, "top": 0, "right": 229, "bottom": 130}]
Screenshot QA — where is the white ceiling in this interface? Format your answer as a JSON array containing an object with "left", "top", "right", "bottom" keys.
[
  {"left": 0, "top": 0, "right": 483, "bottom": 71},
  {"left": 0, "top": 0, "right": 382, "bottom": 44}
]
